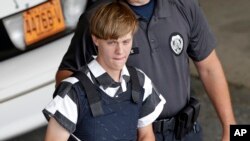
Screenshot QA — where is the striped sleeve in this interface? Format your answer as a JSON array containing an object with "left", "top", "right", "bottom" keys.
[
  {"left": 42, "top": 77, "right": 79, "bottom": 133},
  {"left": 136, "top": 69, "right": 166, "bottom": 128}
]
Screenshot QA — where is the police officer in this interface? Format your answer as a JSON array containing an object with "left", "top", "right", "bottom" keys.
[
  {"left": 43, "top": 2, "right": 165, "bottom": 141},
  {"left": 56, "top": 0, "right": 236, "bottom": 140}
]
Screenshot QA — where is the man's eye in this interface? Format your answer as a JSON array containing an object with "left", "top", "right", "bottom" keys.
[
  {"left": 123, "top": 40, "right": 130, "bottom": 45},
  {"left": 107, "top": 41, "right": 116, "bottom": 45}
]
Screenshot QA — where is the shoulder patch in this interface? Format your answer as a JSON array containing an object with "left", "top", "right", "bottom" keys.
[{"left": 169, "top": 32, "right": 184, "bottom": 55}]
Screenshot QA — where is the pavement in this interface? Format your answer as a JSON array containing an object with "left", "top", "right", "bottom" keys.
[
  {"left": 191, "top": 0, "right": 250, "bottom": 88},
  {"left": 7, "top": 0, "right": 250, "bottom": 141},
  {"left": 192, "top": 0, "right": 250, "bottom": 140}
]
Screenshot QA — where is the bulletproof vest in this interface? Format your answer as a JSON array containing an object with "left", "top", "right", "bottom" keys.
[{"left": 70, "top": 66, "right": 143, "bottom": 141}]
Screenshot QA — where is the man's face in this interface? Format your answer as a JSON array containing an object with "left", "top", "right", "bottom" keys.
[{"left": 92, "top": 32, "right": 133, "bottom": 72}]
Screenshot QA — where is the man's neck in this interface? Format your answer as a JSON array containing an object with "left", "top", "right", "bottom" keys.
[
  {"left": 96, "top": 58, "right": 122, "bottom": 82},
  {"left": 107, "top": 70, "right": 121, "bottom": 82},
  {"left": 127, "top": 0, "right": 151, "bottom": 6}
]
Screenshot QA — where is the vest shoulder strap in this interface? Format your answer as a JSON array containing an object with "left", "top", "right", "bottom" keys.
[
  {"left": 127, "top": 66, "right": 141, "bottom": 103},
  {"left": 73, "top": 71, "right": 104, "bottom": 117},
  {"left": 53, "top": 82, "right": 71, "bottom": 98}
]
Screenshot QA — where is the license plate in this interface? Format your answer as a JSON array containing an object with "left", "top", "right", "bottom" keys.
[
  {"left": 23, "top": 0, "right": 65, "bottom": 45},
  {"left": 0, "top": 0, "right": 47, "bottom": 19}
]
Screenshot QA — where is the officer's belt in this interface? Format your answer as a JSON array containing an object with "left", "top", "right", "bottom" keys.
[
  {"left": 153, "top": 97, "right": 200, "bottom": 140},
  {"left": 153, "top": 118, "right": 176, "bottom": 133}
]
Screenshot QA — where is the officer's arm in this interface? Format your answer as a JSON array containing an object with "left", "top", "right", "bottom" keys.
[
  {"left": 137, "top": 124, "right": 155, "bottom": 141},
  {"left": 56, "top": 12, "right": 96, "bottom": 86},
  {"left": 194, "top": 49, "right": 236, "bottom": 141},
  {"left": 44, "top": 117, "right": 70, "bottom": 141},
  {"left": 55, "top": 70, "right": 73, "bottom": 87}
]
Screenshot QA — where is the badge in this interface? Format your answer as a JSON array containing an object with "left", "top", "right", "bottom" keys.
[
  {"left": 130, "top": 47, "right": 139, "bottom": 55},
  {"left": 169, "top": 33, "right": 184, "bottom": 55}
]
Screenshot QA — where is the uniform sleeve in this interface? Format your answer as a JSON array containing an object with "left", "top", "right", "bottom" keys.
[
  {"left": 185, "top": 0, "right": 217, "bottom": 61},
  {"left": 58, "top": 12, "right": 97, "bottom": 72},
  {"left": 136, "top": 70, "right": 166, "bottom": 128},
  {"left": 42, "top": 80, "right": 80, "bottom": 133}
]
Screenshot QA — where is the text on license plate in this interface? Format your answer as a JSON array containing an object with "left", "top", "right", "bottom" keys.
[{"left": 23, "top": 0, "right": 65, "bottom": 45}]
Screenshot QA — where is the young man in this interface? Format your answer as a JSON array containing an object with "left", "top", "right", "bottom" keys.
[
  {"left": 43, "top": 2, "right": 165, "bottom": 141},
  {"left": 56, "top": 0, "right": 236, "bottom": 140}
]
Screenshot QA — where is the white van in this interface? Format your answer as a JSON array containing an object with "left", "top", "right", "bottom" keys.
[{"left": 0, "top": 0, "right": 95, "bottom": 140}]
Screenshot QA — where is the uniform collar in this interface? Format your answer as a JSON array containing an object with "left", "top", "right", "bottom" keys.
[
  {"left": 87, "top": 60, "right": 130, "bottom": 90},
  {"left": 154, "top": 0, "right": 171, "bottom": 18},
  {"left": 130, "top": 0, "right": 171, "bottom": 19}
]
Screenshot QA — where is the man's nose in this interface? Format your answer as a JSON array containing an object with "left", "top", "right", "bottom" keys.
[{"left": 116, "top": 44, "right": 123, "bottom": 54}]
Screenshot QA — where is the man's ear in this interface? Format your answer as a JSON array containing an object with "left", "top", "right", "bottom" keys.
[{"left": 91, "top": 35, "right": 99, "bottom": 46}]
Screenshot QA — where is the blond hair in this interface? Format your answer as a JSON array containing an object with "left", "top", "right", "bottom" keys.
[{"left": 90, "top": 1, "right": 138, "bottom": 40}]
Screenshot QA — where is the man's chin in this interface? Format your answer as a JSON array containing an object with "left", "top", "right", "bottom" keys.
[{"left": 112, "top": 63, "right": 126, "bottom": 71}]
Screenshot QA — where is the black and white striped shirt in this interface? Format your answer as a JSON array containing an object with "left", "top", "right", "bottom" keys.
[{"left": 43, "top": 59, "right": 166, "bottom": 133}]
